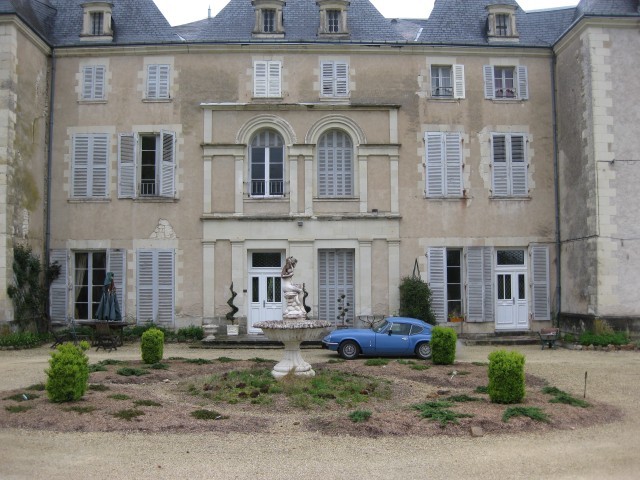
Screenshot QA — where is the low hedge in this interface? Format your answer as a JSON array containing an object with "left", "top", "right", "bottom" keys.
[{"left": 579, "top": 331, "right": 629, "bottom": 347}]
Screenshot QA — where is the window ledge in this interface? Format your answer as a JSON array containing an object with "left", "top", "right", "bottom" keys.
[
  {"left": 142, "top": 98, "right": 172, "bottom": 103},
  {"left": 251, "top": 96, "right": 284, "bottom": 102},
  {"left": 78, "top": 99, "right": 107, "bottom": 105},
  {"left": 313, "top": 196, "right": 358, "bottom": 202},
  {"left": 319, "top": 96, "right": 350, "bottom": 103},
  {"left": 427, "top": 97, "right": 460, "bottom": 103},
  {"left": 424, "top": 196, "right": 466, "bottom": 201},
  {"left": 132, "top": 197, "right": 178, "bottom": 203},
  {"left": 489, "top": 98, "right": 525, "bottom": 103},
  {"left": 68, "top": 198, "right": 110, "bottom": 203},
  {"left": 245, "top": 196, "right": 287, "bottom": 202},
  {"left": 489, "top": 195, "right": 531, "bottom": 201}
]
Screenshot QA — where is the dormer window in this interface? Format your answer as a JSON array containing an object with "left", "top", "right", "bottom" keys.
[
  {"left": 486, "top": 4, "right": 519, "bottom": 43},
  {"left": 80, "top": 2, "right": 113, "bottom": 42},
  {"left": 252, "top": 0, "right": 285, "bottom": 38},
  {"left": 318, "top": 0, "right": 350, "bottom": 37}
]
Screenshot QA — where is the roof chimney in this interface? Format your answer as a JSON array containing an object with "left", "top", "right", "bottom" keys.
[{"left": 208, "top": 5, "right": 211, "bottom": 18}]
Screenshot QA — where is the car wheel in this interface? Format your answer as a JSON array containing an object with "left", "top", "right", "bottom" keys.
[
  {"left": 415, "top": 342, "right": 432, "bottom": 360},
  {"left": 338, "top": 340, "right": 360, "bottom": 360}
]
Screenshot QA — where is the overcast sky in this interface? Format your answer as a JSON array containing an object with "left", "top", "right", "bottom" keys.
[{"left": 154, "top": 0, "right": 579, "bottom": 26}]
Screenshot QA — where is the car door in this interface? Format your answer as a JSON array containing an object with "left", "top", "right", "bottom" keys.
[{"left": 375, "top": 321, "right": 412, "bottom": 355}]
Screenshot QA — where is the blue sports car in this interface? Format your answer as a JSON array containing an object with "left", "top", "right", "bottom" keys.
[{"left": 322, "top": 317, "right": 433, "bottom": 360}]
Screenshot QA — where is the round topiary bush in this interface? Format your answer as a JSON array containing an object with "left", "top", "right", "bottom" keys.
[
  {"left": 45, "top": 341, "right": 90, "bottom": 403},
  {"left": 488, "top": 350, "right": 526, "bottom": 404},
  {"left": 141, "top": 327, "right": 164, "bottom": 364},
  {"left": 431, "top": 326, "right": 457, "bottom": 365}
]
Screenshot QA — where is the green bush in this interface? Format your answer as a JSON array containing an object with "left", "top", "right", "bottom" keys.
[
  {"left": 45, "top": 342, "right": 90, "bottom": 403},
  {"left": 431, "top": 326, "right": 457, "bottom": 365},
  {"left": 487, "top": 350, "right": 526, "bottom": 404},
  {"left": 141, "top": 328, "right": 164, "bottom": 364},
  {"left": 176, "top": 326, "right": 204, "bottom": 341},
  {"left": 579, "top": 331, "right": 629, "bottom": 347},
  {"left": 0, "top": 331, "right": 48, "bottom": 349},
  {"left": 398, "top": 276, "right": 436, "bottom": 325}
]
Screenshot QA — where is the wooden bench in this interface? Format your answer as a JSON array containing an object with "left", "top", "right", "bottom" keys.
[{"left": 538, "top": 328, "right": 560, "bottom": 350}]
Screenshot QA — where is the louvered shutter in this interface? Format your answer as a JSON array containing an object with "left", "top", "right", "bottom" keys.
[
  {"left": 146, "top": 65, "right": 158, "bottom": 99},
  {"left": 530, "top": 245, "right": 550, "bottom": 320},
  {"left": 318, "top": 134, "right": 329, "bottom": 196},
  {"left": 156, "top": 250, "right": 175, "bottom": 326},
  {"left": 158, "top": 65, "right": 170, "bottom": 99},
  {"left": 318, "top": 251, "right": 331, "bottom": 321},
  {"left": 453, "top": 64, "right": 465, "bottom": 99},
  {"left": 491, "top": 134, "right": 509, "bottom": 196},
  {"left": 268, "top": 61, "right": 281, "bottom": 97},
  {"left": 160, "top": 130, "right": 176, "bottom": 198},
  {"left": 254, "top": 61, "right": 267, "bottom": 97},
  {"left": 321, "top": 61, "right": 335, "bottom": 96},
  {"left": 49, "top": 249, "right": 68, "bottom": 322},
  {"left": 483, "top": 65, "right": 495, "bottom": 99},
  {"left": 118, "top": 133, "right": 136, "bottom": 198},
  {"left": 91, "top": 135, "right": 109, "bottom": 197},
  {"left": 72, "top": 135, "right": 89, "bottom": 197},
  {"left": 94, "top": 66, "right": 105, "bottom": 100},
  {"left": 444, "top": 133, "right": 462, "bottom": 196},
  {"left": 342, "top": 133, "right": 353, "bottom": 195},
  {"left": 335, "top": 62, "right": 349, "bottom": 97},
  {"left": 107, "top": 249, "right": 126, "bottom": 317},
  {"left": 82, "top": 67, "right": 94, "bottom": 100},
  {"left": 136, "top": 250, "right": 155, "bottom": 323},
  {"left": 428, "top": 247, "right": 446, "bottom": 323},
  {"left": 425, "top": 132, "right": 444, "bottom": 197},
  {"left": 517, "top": 65, "right": 529, "bottom": 100},
  {"left": 466, "top": 247, "right": 492, "bottom": 322},
  {"left": 482, "top": 247, "right": 494, "bottom": 320},
  {"left": 318, "top": 249, "right": 354, "bottom": 326},
  {"left": 510, "top": 135, "right": 528, "bottom": 196}
]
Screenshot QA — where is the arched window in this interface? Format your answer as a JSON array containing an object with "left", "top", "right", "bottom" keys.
[
  {"left": 317, "top": 129, "right": 353, "bottom": 197},
  {"left": 250, "top": 130, "right": 284, "bottom": 196}
]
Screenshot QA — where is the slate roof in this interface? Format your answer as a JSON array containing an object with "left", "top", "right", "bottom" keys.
[
  {"left": 0, "top": 0, "right": 56, "bottom": 41},
  {"left": 576, "top": 0, "right": 640, "bottom": 17}
]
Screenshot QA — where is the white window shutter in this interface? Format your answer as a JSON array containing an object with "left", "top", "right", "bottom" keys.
[
  {"left": 72, "top": 135, "right": 89, "bottom": 197},
  {"left": 321, "top": 61, "right": 335, "bottom": 96},
  {"left": 483, "top": 65, "right": 495, "bottom": 99},
  {"left": 453, "top": 64, "right": 465, "bottom": 99},
  {"left": 335, "top": 62, "right": 349, "bottom": 97},
  {"left": 156, "top": 250, "right": 175, "bottom": 325},
  {"left": 146, "top": 65, "right": 158, "bottom": 99},
  {"left": 49, "top": 249, "right": 68, "bottom": 322},
  {"left": 118, "top": 133, "right": 137, "bottom": 198},
  {"left": 158, "top": 65, "right": 170, "bottom": 99},
  {"left": 268, "top": 61, "right": 282, "bottom": 97},
  {"left": 342, "top": 135, "right": 353, "bottom": 195},
  {"left": 254, "top": 61, "right": 267, "bottom": 97},
  {"left": 427, "top": 247, "right": 447, "bottom": 323},
  {"left": 425, "top": 132, "right": 444, "bottom": 197},
  {"left": 82, "top": 67, "right": 94, "bottom": 100},
  {"left": 482, "top": 247, "right": 494, "bottom": 320},
  {"left": 94, "top": 66, "right": 105, "bottom": 100},
  {"left": 136, "top": 250, "right": 155, "bottom": 323},
  {"left": 530, "top": 245, "right": 550, "bottom": 320},
  {"left": 91, "top": 135, "right": 109, "bottom": 197},
  {"left": 510, "top": 135, "right": 528, "bottom": 196},
  {"left": 107, "top": 249, "right": 126, "bottom": 317},
  {"left": 466, "top": 247, "right": 493, "bottom": 322},
  {"left": 517, "top": 65, "right": 529, "bottom": 100},
  {"left": 160, "top": 130, "right": 176, "bottom": 198},
  {"left": 318, "top": 135, "right": 329, "bottom": 196},
  {"left": 491, "top": 134, "right": 509, "bottom": 196},
  {"left": 444, "top": 132, "right": 462, "bottom": 196}
]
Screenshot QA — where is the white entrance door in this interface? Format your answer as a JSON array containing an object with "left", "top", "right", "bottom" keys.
[
  {"left": 495, "top": 250, "right": 529, "bottom": 331},
  {"left": 248, "top": 269, "right": 283, "bottom": 334}
]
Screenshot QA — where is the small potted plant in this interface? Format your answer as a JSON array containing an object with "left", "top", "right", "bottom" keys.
[
  {"left": 448, "top": 309, "right": 463, "bottom": 323},
  {"left": 226, "top": 283, "right": 239, "bottom": 336}
]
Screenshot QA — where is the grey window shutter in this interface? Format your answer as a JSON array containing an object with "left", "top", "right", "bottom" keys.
[
  {"left": 491, "top": 134, "right": 509, "bottom": 196},
  {"left": 158, "top": 65, "right": 170, "bottom": 99},
  {"left": 254, "top": 61, "right": 267, "bottom": 97},
  {"left": 444, "top": 132, "right": 462, "bottom": 196},
  {"left": 318, "top": 135, "right": 329, "bottom": 196},
  {"left": 483, "top": 65, "right": 495, "bottom": 99},
  {"left": 482, "top": 247, "right": 494, "bottom": 320},
  {"left": 428, "top": 247, "right": 447, "bottom": 323},
  {"left": 453, "top": 64, "right": 465, "bottom": 99},
  {"left": 136, "top": 249, "right": 174, "bottom": 326},
  {"left": 107, "top": 249, "right": 126, "bottom": 317},
  {"left": 321, "top": 61, "right": 335, "bottom": 96},
  {"left": 160, "top": 130, "right": 176, "bottom": 198},
  {"left": 335, "top": 62, "right": 349, "bottom": 96},
  {"left": 136, "top": 249, "right": 155, "bottom": 323},
  {"left": 49, "top": 249, "right": 68, "bottom": 322},
  {"left": 91, "top": 134, "right": 109, "bottom": 197},
  {"left": 156, "top": 250, "right": 175, "bottom": 326},
  {"left": 318, "top": 249, "right": 354, "bottom": 326},
  {"left": 118, "top": 133, "right": 136, "bottom": 198},
  {"left": 510, "top": 135, "right": 527, "bottom": 196},
  {"left": 94, "top": 66, "right": 105, "bottom": 100},
  {"left": 82, "top": 67, "right": 94, "bottom": 100},
  {"left": 517, "top": 65, "right": 529, "bottom": 100},
  {"left": 268, "top": 61, "right": 281, "bottom": 97},
  {"left": 466, "top": 247, "right": 492, "bottom": 322},
  {"left": 72, "top": 135, "right": 89, "bottom": 197},
  {"left": 318, "top": 130, "right": 353, "bottom": 197},
  {"left": 531, "top": 245, "right": 550, "bottom": 320},
  {"left": 425, "top": 132, "right": 444, "bottom": 197},
  {"left": 146, "top": 65, "right": 158, "bottom": 99}
]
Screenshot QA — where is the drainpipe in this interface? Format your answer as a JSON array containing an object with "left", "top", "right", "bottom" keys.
[
  {"left": 44, "top": 49, "right": 56, "bottom": 318},
  {"left": 551, "top": 52, "right": 561, "bottom": 327}
]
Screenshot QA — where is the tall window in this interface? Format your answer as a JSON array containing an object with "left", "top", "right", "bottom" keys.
[
  {"left": 428, "top": 248, "right": 463, "bottom": 323},
  {"left": 81, "top": 65, "right": 106, "bottom": 101},
  {"left": 431, "top": 66, "right": 452, "bottom": 98},
  {"left": 250, "top": 130, "right": 284, "bottom": 197},
  {"left": 318, "top": 249, "right": 355, "bottom": 327},
  {"left": 495, "top": 14, "right": 510, "bottom": 36},
  {"left": 483, "top": 65, "right": 528, "bottom": 100},
  {"left": 491, "top": 133, "right": 527, "bottom": 197},
  {"left": 74, "top": 251, "right": 106, "bottom": 320},
  {"left": 320, "top": 61, "right": 349, "bottom": 97},
  {"left": 263, "top": 9, "right": 276, "bottom": 32},
  {"left": 494, "top": 67, "right": 515, "bottom": 98},
  {"left": 90, "top": 12, "right": 104, "bottom": 35},
  {"left": 425, "top": 132, "right": 462, "bottom": 198},
  {"left": 327, "top": 10, "right": 341, "bottom": 33},
  {"left": 118, "top": 131, "right": 176, "bottom": 199},
  {"left": 146, "top": 64, "right": 170, "bottom": 100},
  {"left": 71, "top": 133, "right": 109, "bottom": 198},
  {"left": 318, "top": 130, "right": 353, "bottom": 197}
]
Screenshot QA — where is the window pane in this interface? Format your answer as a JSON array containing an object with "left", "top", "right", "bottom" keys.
[
  {"left": 252, "top": 252, "right": 282, "bottom": 268},
  {"left": 252, "top": 277, "right": 259, "bottom": 302},
  {"left": 497, "top": 250, "right": 524, "bottom": 265},
  {"left": 518, "top": 274, "right": 526, "bottom": 300}
]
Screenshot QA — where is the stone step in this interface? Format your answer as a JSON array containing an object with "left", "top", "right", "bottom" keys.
[{"left": 460, "top": 335, "right": 541, "bottom": 346}]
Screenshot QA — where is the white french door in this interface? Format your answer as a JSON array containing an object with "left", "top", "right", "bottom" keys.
[
  {"left": 248, "top": 252, "right": 284, "bottom": 334},
  {"left": 495, "top": 250, "right": 528, "bottom": 330}
]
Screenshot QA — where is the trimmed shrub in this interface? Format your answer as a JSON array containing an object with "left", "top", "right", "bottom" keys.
[
  {"left": 398, "top": 276, "right": 436, "bottom": 325},
  {"left": 431, "top": 326, "right": 457, "bottom": 365},
  {"left": 141, "top": 328, "right": 164, "bottom": 364},
  {"left": 45, "top": 342, "right": 90, "bottom": 403},
  {"left": 488, "top": 350, "right": 526, "bottom": 404}
]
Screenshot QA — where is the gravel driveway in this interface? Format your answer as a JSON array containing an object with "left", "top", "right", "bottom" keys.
[{"left": 1, "top": 343, "right": 638, "bottom": 479}]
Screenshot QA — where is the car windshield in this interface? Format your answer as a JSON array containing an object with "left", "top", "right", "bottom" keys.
[{"left": 372, "top": 320, "right": 390, "bottom": 333}]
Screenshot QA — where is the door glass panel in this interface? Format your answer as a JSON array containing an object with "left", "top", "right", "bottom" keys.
[
  {"left": 518, "top": 274, "right": 526, "bottom": 300},
  {"left": 497, "top": 250, "right": 524, "bottom": 265},
  {"left": 274, "top": 277, "right": 281, "bottom": 302},
  {"left": 267, "top": 277, "right": 274, "bottom": 302},
  {"left": 252, "top": 252, "right": 282, "bottom": 268},
  {"left": 252, "top": 277, "right": 259, "bottom": 302}
]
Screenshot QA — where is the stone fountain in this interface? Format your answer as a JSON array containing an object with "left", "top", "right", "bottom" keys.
[{"left": 254, "top": 257, "right": 331, "bottom": 378}]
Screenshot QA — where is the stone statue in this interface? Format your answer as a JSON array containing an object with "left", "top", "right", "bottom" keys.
[{"left": 281, "top": 256, "right": 305, "bottom": 319}]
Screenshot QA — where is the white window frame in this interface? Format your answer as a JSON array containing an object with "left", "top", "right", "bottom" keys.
[
  {"left": 483, "top": 65, "right": 528, "bottom": 100},
  {"left": 425, "top": 132, "right": 463, "bottom": 198},
  {"left": 136, "top": 249, "right": 175, "bottom": 326},
  {"left": 317, "top": 129, "right": 353, "bottom": 197},
  {"left": 146, "top": 64, "right": 170, "bottom": 100},
  {"left": 490, "top": 133, "right": 528, "bottom": 197},
  {"left": 71, "top": 133, "right": 109, "bottom": 198},
  {"left": 320, "top": 61, "right": 349, "bottom": 98},
  {"left": 427, "top": 248, "right": 463, "bottom": 323},
  {"left": 430, "top": 64, "right": 465, "bottom": 99},
  {"left": 253, "top": 61, "right": 282, "bottom": 98},
  {"left": 249, "top": 129, "right": 285, "bottom": 197},
  {"left": 118, "top": 130, "right": 176, "bottom": 199},
  {"left": 81, "top": 65, "right": 106, "bottom": 100}
]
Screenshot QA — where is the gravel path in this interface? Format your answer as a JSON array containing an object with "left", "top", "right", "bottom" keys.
[{"left": 1, "top": 343, "right": 639, "bottom": 479}]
